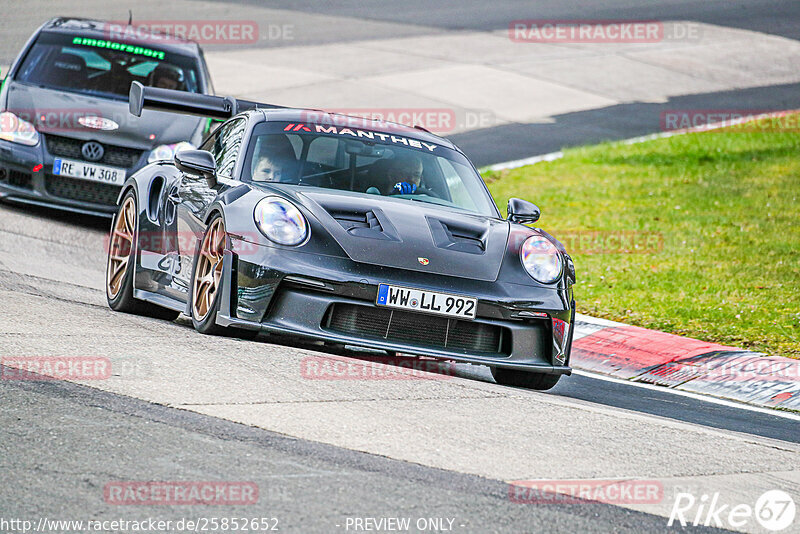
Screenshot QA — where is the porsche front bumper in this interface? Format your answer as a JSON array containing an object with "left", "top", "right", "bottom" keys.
[{"left": 217, "top": 238, "right": 574, "bottom": 375}]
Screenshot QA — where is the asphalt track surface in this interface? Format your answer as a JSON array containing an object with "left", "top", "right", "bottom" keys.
[
  {"left": 208, "top": 0, "right": 800, "bottom": 165},
  {"left": 1, "top": 2, "right": 799, "bottom": 532},
  {"left": 4, "top": 1, "right": 800, "bottom": 166},
  {"left": 1, "top": 202, "right": 797, "bottom": 533},
  {"left": 1, "top": 365, "right": 729, "bottom": 534},
  {"left": 212, "top": 0, "right": 800, "bottom": 42}
]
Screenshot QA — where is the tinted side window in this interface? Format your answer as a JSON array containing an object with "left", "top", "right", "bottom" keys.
[
  {"left": 207, "top": 118, "right": 246, "bottom": 178},
  {"left": 199, "top": 128, "right": 218, "bottom": 153}
]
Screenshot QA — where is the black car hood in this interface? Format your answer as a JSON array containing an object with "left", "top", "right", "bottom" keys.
[
  {"left": 295, "top": 190, "right": 510, "bottom": 282},
  {"left": 5, "top": 83, "right": 203, "bottom": 149}
]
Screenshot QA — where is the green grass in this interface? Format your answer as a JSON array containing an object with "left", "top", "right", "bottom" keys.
[{"left": 484, "top": 121, "right": 800, "bottom": 358}]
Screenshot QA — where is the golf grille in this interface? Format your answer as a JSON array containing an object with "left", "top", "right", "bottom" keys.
[
  {"left": 45, "top": 134, "right": 144, "bottom": 168},
  {"left": 45, "top": 174, "right": 120, "bottom": 206},
  {"left": 325, "top": 303, "right": 509, "bottom": 355}
]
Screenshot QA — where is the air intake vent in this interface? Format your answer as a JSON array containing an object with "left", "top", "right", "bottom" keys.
[
  {"left": 329, "top": 208, "right": 395, "bottom": 240},
  {"left": 45, "top": 174, "right": 120, "bottom": 205},
  {"left": 443, "top": 223, "right": 485, "bottom": 252},
  {"left": 332, "top": 209, "right": 381, "bottom": 231},
  {"left": 324, "top": 303, "right": 510, "bottom": 356},
  {"left": 2, "top": 169, "right": 33, "bottom": 190},
  {"left": 428, "top": 218, "right": 487, "bottom": 255}
]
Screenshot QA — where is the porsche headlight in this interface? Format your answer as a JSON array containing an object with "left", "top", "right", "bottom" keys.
[
  {"left": 0, "top": 111, "right": 39, "bottom": 146},
  {"left": 520, "top": 235, "right": 563, "bottom": 284},
  {"left": 254, "top": 197, "right": 308, "bottom": 246},
  {"left": 148, "top": 141, "right": 194, "bottom": 163}
]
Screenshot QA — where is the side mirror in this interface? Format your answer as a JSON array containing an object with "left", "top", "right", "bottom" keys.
[
  {"left": 507, "top": 198, "right": 540, "bottom": 224},
  {"left": 174, "top": 149, "right": 217, "bottom": 188}
]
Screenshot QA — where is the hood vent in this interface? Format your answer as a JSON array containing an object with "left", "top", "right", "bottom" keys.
[
  {"left": 328, "top": 207, "right": 398, "bottom": 241},
  {"left": 428, "top": 217, "right": 487, "bottom": 255},
  {"left": 298, "top": 190, "right": 509, "bottom": 281}
]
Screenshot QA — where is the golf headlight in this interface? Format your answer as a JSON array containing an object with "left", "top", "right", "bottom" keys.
[
  {"left": 254, "top": 197, "right": 308, "bottom": 246},
  {"left": 0, "top": 111, "right": 39, "bottom": 146},
  {"left": 148, "top": 141, "right": 194, "bottom": 163},
  {"left": 520, "top": 235, "right": 563, "bottom": 284}
]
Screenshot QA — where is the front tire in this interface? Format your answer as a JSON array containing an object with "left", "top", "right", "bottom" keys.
[
  {"left": 189, "top": 214, "right": 258, "bottom": 339},
  {"left": 106, "top": 191, "right": 179, "bottom": 321},
  {"left": 491, "top": 367, "right": 561, "bottom": 391},
  {"left": 190, "top": 214, "right": 228, "bottom": 335}
]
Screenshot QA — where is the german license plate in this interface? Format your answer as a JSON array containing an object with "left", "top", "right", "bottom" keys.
[
  {"left": 376, "top": 284, "right": 477, "bottom": 320},
  {"left": 52, "top": 158, "right": 126, "bottom": 185}
]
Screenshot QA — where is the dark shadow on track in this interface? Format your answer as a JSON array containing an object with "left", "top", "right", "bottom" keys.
[
  {"left": 548, "top": 372, "right": 800, "bottom": 444},
  {"left": 451, "top": 82, "right": 800, "bottom": 167},
  {"left": 209, "top": 0, "right": 800, "bottom": 41},
  {"left": 180, "top": 322, "right": 800, "bottom": 444}
]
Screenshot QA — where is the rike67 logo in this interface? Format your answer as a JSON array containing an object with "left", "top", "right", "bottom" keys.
[{"left": 669, "top": 490, "right": 796, "bottom": 531}]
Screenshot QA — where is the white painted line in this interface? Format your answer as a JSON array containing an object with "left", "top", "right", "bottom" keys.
[
  {"left": 573, "top": 369, "right": 800, "bottom": 421},
  {"left": 484, "top": 118, "right": 800, "bottom": 413},
  {"left": 484, "top": 109, "right": 800, "bottom": 172},
  {"left": 575, "top": 312, "right": 627, "bottom": 329},
  {"left": 484, "top": 150, "right": 563, "bottom": 171}
]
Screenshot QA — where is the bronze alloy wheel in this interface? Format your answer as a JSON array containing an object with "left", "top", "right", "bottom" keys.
[
  {"left": 106, "top": 196, "right": 136, "bottom": 300},
  {"left": 192, "top": 217, "right": 226, "bottom": 321}
]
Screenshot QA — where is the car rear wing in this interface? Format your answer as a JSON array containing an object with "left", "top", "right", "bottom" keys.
[{"left": 128, "top": 81, "right": 283, "bottom": 119}]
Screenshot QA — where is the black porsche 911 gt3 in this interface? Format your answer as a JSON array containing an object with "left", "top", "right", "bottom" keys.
[
  {"left": 105, "top": 82, "right": 576, "bottom": 390},
  {"left": 0, "top": 18, "right": 214, "bottom": 217}
]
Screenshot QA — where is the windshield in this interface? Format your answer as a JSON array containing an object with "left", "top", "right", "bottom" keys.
[
  {"left": 241, "top": 123, "right": 498, "bottom": 217},
  {"left": 15, "top": 32, "right": 201, "bottom": 98}
]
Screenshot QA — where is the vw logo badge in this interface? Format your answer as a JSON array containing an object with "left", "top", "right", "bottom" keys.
[{"left": 81, "top": 141, "right": 104, "bottom": 162}]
